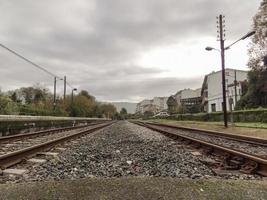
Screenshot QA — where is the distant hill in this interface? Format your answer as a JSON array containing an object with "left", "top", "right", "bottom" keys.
[{"left": 110, "top": 102, "right": 137, "bottom": 114}]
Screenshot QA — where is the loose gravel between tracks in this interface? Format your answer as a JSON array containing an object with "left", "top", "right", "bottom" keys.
[{"left": 0, "top": 121, "right": 261, "bottom": 183}]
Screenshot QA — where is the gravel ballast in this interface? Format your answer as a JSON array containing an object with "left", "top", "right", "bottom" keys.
[
  {"left": 17, "top": 121, "right": 214, "bottom": 182},
  {"left": 1, "top": 121, "right": 261, "bottom": 184}
]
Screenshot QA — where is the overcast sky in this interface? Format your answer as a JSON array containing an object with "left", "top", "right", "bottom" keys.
[{"left": 0, "top": 0, "right": 261, "bottom": 102}]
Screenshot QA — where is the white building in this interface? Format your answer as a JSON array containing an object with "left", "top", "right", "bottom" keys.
[
  {"left": 167, "top": 88, "right": 202, "bottom": 114},
  {"left": 179, "top": 88, "right": 201, "bottom": 101},
  {"left": 135, "top": 99, "right": 151, "bottom": 114},
  {"left": 201, "top": 68, "right": 248, "bottom": 112},
  {"left": 136, "top": 97, "right": 168, "bottom": 114},
  {"left": 153, "top": 97, "right": 168, "bottom": 110}
]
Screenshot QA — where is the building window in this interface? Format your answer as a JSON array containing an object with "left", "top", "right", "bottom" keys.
[{"left": 211, "top": 103, "right": 216, "bottom": 112}]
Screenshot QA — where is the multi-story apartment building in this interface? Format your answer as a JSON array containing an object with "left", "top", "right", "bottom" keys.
[
  {"left": 167, "top": 88, "right": 202, "bottom": 114},
  {"left": 201, "top": 68, "right": 248, "bottom": 112},
  {"left": 135, "top": 97, "right": 168, "bottom": 114}
]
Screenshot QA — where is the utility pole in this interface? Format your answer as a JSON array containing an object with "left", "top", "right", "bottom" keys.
[
  {"left": 234, "top": 70, "right": 237, "bottom": 108},
  {"left": 53, "top": 76, "right": 57, "bottom": 110},
  {"left": 71, "top": 89, "right": 74, "bottom": 105},
  {"left": 206, "top": 18, "right": 255, "bottom": 127},
  {"left": 71, "top": 88, "right": 77, "bottom": 105},
  {"left": 64, "top": 76, "right": 66, "bottom": 102},
  {"left": 218, "top": 14, "right": 228, "bottom": 128}
]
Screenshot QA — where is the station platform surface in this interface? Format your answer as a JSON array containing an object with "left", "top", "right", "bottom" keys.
[{"left": 0, "top": 177, "right": 267, "bottom": 200}]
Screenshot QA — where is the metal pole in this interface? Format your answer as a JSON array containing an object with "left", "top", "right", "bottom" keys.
[
  {"left": 234, "top": 70, "right": 237, "bottom": 108},
  {"left": 64, "top": 76, "right": 66, "bottom": 102},
  {"left": 53, "top": 77, "right": 56, "bottom": 110},
  {"left": 219, "top": 15, "right": 228, "bottom": 128},
  {"left": 71, "top": 89, "right": 74, "bottom": 105}
]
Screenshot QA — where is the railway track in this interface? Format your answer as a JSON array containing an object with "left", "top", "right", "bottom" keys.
[
  {"left": 0, "top": 121, "right": 105, "bottom": 144},
  {"left": 0, "top": 121, "right": 113, "bottom": 169},
  {"left": 132, "top": 121, "right": 267, "bottom": 176}
]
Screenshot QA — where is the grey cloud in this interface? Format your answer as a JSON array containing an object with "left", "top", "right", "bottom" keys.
[
  {"left": 81, "top": 76, "right": 204, "bottom": 102},
  {"left": 0, "top": 0, "right": 261, "bottom": 101}
]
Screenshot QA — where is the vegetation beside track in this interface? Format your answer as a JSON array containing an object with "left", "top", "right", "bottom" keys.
[
  {"left": 0, "top": 87, "right": 117, "bottom": 118},
  {"left": 152, "top": 109, "right": 267, "bottom": 123}
]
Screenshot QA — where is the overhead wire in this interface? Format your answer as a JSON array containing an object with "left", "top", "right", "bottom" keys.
[{"left": 0, "top": 43, "right": 76, "bottom": 89}]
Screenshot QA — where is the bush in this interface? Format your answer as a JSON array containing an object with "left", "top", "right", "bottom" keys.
[{"left": 152, "top": 108, "right": 267, "bottom": 123}]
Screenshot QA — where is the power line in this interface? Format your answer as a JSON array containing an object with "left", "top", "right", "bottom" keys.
[
  {"left": 0, "top": 43, "right": 60, "bottom": 79},
  {"left": 0, "top": 43, "right": 76, "bottom": 89},
  {"left": 66, "top": 81, "right": 74, "bottom": 89}
]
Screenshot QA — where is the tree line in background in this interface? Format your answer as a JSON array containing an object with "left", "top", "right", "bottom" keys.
[{"left": 0, "top": 85, "right": 120, "bottom": 119}]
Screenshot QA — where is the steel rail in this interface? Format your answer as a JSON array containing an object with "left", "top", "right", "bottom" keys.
[
  {"left": 0, "top": 121, "right": 114, "bottom": 169},
  {"left": 143, "top": 121, "right": 267, "bottom": 147},
  {"left": 133, "top": 121, "right": 267, "bottom": 176},
  {"left": 0, "top": 122, "right": 105, "bottom": 144}
]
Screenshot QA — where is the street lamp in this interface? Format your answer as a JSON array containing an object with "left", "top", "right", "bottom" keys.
[
  {"left": 205, "top": 15, "right": 255, "bottom": 128},
  {"left": 205, "top": 47, "right": 220, "bottom": 52},
  {"left": 71, "top": 88, "right": 77, "bottom": 104},
  {"left": 53, "top": 77, "right": 63, "bottom": 110},
  {"left": 224, "top": 31, "right": 256, "bottom": 50}
]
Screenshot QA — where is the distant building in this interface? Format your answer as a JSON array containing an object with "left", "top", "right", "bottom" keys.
[
  {"left": 167, "top": 88, "right": 202, "bottom": 114},
  {"left": 167, "top": 96, "right": 178, "bottom": 114},
  {"left": 180, "top": 88, "right": 202, "bottom": 112},
  {"left": 135, "top": 97, "right": 168, "bottom": 114},
  {"left": 201, "top": 68, "right": 248, "bottom": 112},
  {"left": 136, "top": 99, "right": 152, "bottom": 114}
]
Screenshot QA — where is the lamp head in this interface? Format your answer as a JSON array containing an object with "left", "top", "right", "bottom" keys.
[
  {"left": 241, "top": 30, "right": 255, "bottom": 40},
  {"left": 205, "top": 47, "right": 214, "bottom": 51}
]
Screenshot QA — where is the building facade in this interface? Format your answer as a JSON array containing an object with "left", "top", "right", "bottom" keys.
[
  {"left": 135, "top": 97, "right": 168, "bottom": 114},
  {"left": 167, "top": 88, "right": 202, "bottom": 114},
  {"left": 201, "top": 68, "right": 248, "bottom": 112}
]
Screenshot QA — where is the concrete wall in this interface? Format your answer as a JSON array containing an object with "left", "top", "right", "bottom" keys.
[{"left": 207, "top": 69, "right": 247, "bottom": 112}]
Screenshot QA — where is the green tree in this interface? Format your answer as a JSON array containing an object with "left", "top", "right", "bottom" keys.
[
  {"left": 79, "top": 90, "right": 96, "bottom": 102},
  {"left": 239, "top": 0, "right": 267, "bottom": 108},
  {"left": 10, "top": 92, "right": 18, "bottom": 102},
  {"left": 119, "top": 107, "right": 128, "bottom": 119},
  {"left": 0, "top": 96, "right": 19, "bottom": 114},
  {"left": 18, "top": 86, "right": 51, "bottom": 105},
  {"left": 114, "top": 112, "right": 122, "bottom": 120},
  {"left": 167, "top": 96, "right": 178, "bottom": 114},
  {"left": 98, "top": 103, "right": 117, "bottom": 118}
]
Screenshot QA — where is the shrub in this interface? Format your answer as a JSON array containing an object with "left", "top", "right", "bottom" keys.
[{"left": 151, "top": 108, "right": 267, "bottom": 123}]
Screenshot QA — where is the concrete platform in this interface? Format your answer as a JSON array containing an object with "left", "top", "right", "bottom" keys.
[{"left": 0, "top": 177, "right": 266, "bottom": 200}]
